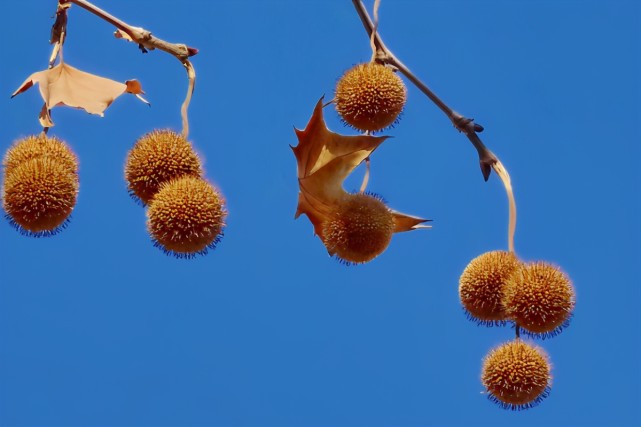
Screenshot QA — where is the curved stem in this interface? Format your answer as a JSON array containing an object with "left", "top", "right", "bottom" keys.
[
  {"left": 181, "top": 61, "right": 196, "bottom": 139},
  {"left": 359, "top": 157, "right": 371, "bottom": 193},
  {"left": 351, "top": 0, "right": 497, "bottom": 181},
  {"left": 492, "top": 161, "right": 517, "bottom": 254}
]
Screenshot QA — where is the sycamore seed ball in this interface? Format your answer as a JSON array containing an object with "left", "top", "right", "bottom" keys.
[
  {"left": 322, "top": 193, "right": 395, "bottom": 264},
  {"left": 335, "top": 62, "right": 407, "bottom": 132},
  {"left": 3, "top": 134, "right": 78, "bottom": 178},
  {"left": 459, "top": 251, "right": 521, "bottom": 325},
  {"left": 147, "top": 176, "right": 226, "bottom": 257},
  {"left": 2, "top": 157, "right": 78, "bottom": 235},
  {"left": 481, "top": 339, "right": 551, "bottom": 410},
  {"left": 125, "top": 129, "right": 202, "bottom": 205},
  {"left": 503, "top": 262, "right": 575, "bottom": 337}
]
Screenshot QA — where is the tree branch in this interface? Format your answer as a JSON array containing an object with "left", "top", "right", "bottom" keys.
[
  {"left": 59, "top": 0, "right": 198, "bottom": 137},
  {"left": 352, "top": 0, "right": 497, "bottom": 181},
  {"left": 352, "top": 0, "right": 518, "bottom": 254}
]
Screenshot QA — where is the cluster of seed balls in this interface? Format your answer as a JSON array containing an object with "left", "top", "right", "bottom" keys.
[
  {"left": 321, "top": 62, "right": 406, "bottom": 264},
  {"left": 124, "top": 129, "right": 226, "bottom": 258},
  {"left": 458, "top": 250, "right": 575, "bottom": 410},
  {"left": 2, "top": 135, "right": 79, "bottom": 236}
]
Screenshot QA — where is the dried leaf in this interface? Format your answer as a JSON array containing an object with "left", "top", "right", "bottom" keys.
[
  {"left": 292, "top": 97, "right": 429, "bottom": 242},
  {"left": 12, "top": 60, "right": 149, "bottom": 126}
]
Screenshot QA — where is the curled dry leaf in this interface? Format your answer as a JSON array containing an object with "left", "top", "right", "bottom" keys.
[
  {"left": 291, "top": 97, "right": 429, "bottom": 246},
  {"left": 12, "top": 60, "right": 149, "bottom": 127}
]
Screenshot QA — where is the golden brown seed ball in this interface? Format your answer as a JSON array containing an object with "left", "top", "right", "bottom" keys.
[
  {"left": 3, "top": 134, "right": 78, "bottom": 177},
  {"left": 459, "top": 251, "right": 521, "bottom": 325},
  {"left": 2, "top": 157, "right": 78, "bottom": 235},
  {"left": 322, "top": 193, "right": 394, "bottom": 264},
  {"left": 334, "top": 62, "right": 407, "bottom": 132},
  {"left": 147, "top": 176, "right": 226, "bottom": 257},
  {"left": 503, "top": 262, "right": 575, "bottom": 337},
  {"left": 125, "top": 129, "right": 202, "bottom": 205},
  {"left": 481, "top": 339, "right": 551, "bottom": 410}
]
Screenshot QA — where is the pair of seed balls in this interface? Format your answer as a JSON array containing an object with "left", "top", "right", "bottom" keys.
[
  {"left": 2, "top": 135, "right": 79, "bottom": 236},
  {"left": 125, "top": 130, "right": 226, "bottom": 258},
  {"left": 459, "top": 251, "right": 575, "bottom": 337}
]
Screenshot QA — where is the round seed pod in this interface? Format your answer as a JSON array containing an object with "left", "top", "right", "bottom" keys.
[
  {"left": 3, "top": 134, "right": 78, "bottom": 177},
  {"left": 481, "top": 339, "right": 551, "bottom": 410},
  {"left": 459, "top": 251, "right": 521, "bottom": 325},
  {"left": 2, "top": 157, "right": 78, "bottom": 236},
  {"left": 125, "top": 129, "right": 202, "bottom": 205},
  {"left": 503, "top": 262, "right": 575, "bottom": 338},
  {"left": 322, "top": 193, "right": 394, "bottom": 265},
  {"left": 334, "top": 62, "right": 407, "bottom": 132},
  {"left": 147, "top": 176, "right": 226, "bottom": 258}
]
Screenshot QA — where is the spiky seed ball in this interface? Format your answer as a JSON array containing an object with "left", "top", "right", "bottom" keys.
[
  {"left": 2, "top": 157, "right": 78, "bottom": 235},
  {"left": 322, "top": 193, "right": 395, "bottom": 264},
  {"left": 3, "top": 134, "right": 78, "bottom": 177},
  {"left": 459, "top": 251, "right": 521, "bottom": 325},
  {"left": 125, "top": 129, "right": 203, "bottom": 205},
  {"left": 503, "top": 262, "right": 575, "bottom": 337},
  {"left": 481, "top": 339, "right": 551, "bottom": 410},
  {"left": 334, "top": 62, "right": 407, "bottom": 132},
  {"left": 147, "top": 176, "right": 226, "bottom": 258}
]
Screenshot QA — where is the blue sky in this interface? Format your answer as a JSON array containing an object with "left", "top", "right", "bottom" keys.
[{"left": 1, "top": 0, "right": 640, "bottom": 426}]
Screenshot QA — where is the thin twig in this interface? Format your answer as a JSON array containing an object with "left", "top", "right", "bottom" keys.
[
  {"left": 352, "top": 0, "right": 497, "bottom": 181},
  {"left": 59, "top": 0, "right": 198, "bottom": 137}
]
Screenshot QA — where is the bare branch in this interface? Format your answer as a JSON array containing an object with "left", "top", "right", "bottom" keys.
[
  {"left": 60, "top": 0, "right": 198, "bottom": 62},
  {"left": 352, "top": 0, "right": 498, "bottom": 181},
  {"left": 59, "top": 0, "right": 199, "bottom": 138}
]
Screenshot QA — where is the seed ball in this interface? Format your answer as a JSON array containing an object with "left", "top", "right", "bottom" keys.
[
  {"left": 2, "top": 157, "right": 78, "bottom": 236},
  {"left": 3, "top": 134, "right": 78, "bottom": 177},
  {"left": 147, "top": 176, "right": 226, "bottom": 258},
  {"left": 459, "top": 251, "right": 521, "bottom": 325},
  {"left": 334, "top": 62, "right": 407, "bottom": 132},
  {"left": 503, "top": 262, "right": 575, "bottom": 337},
  {"left": 481, "top": 339, "right": 551, "bottom": 410},
  {"left": 322, "top": 193, "right": 395, "bottom": 264},
  {"left": 125, "top": 129, "right": 202, "bottom": 205}
]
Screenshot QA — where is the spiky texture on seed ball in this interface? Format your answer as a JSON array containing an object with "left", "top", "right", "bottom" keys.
[
  {"left": 334, "top": 62, "right": 407, "bottom": 132},
  {"left": 459, "top": 251, "right": 521, "bottom": 325},
  {"left": 2, "top": 157, "right": 78, "bottom": 236},
  {"left": 481, "top": 339, "right": 551, "bottom": 410},
  {"left": 125, "top": 129, "right": 202, "bottom": 205},
  {"left": 503, "top": 262, "right": 575, "bottom": 338},
  {"left": 147, "top": 176, "right": 226, "bottom": 258},
  {"left": 3, "top": 134, "right": 78, "bottom": 177},
  {"left": 322, "top": 193, "right": 394, "bottom": 264}
]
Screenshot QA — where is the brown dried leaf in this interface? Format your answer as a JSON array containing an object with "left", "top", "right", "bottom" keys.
[
  {"left": 291, "top": 97, "right": 429, "bottom": 241},
  {"left": 12, "top": 61, "right": 149, "bottom": 126}
]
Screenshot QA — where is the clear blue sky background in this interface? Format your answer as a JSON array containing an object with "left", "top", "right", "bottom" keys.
[{"left": 1, "top": 1, "right": 640, "bottom": 426}]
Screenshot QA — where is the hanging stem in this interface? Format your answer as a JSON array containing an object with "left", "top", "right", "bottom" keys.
[
  {"left": 352, "top": 0, "right": 497, "bottom": 181},
  {"left": 181, "top": 61, "right": 196, "bottom": 139},
  {"left": 58, "top": 0, "right": 199, "bottom": 137},
  {"left": 492, "top": 161, "right": 517, "bottom": 254},
  {"left": 359, "top": 157, "right": 371, "bottom": 193},
  {"left": 368, "top": 0, "right": 381, "bottom": 63}
]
